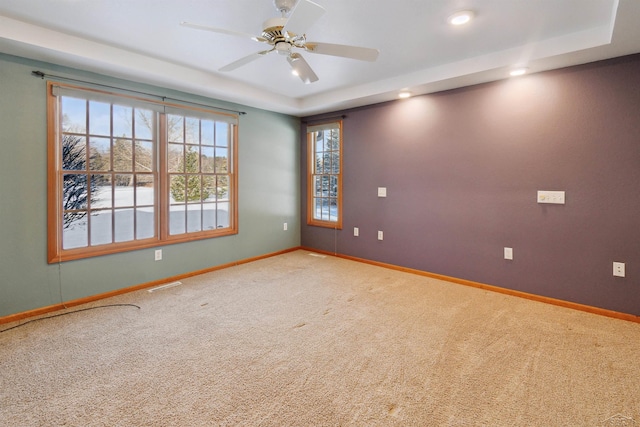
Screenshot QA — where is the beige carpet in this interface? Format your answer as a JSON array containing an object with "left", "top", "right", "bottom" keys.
[{"left": 1, "top": 250, "right": 639, "bottom": 426}]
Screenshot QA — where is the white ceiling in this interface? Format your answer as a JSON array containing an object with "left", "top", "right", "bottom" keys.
[{"left": 1, "top": 0, "right": 639, "bottom": 116}]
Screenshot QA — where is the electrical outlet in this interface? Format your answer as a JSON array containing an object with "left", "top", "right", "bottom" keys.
[
  {"left": 504, "top": 247, "right": 513, "bottom": 260},
  {"left": 378, "top": 231, "right": 384, "bottom": 240},
  {"left": 155, "top": 249, "right": 162, "bottom": 261},
  {"left": 613, "top": 262, "right": 625, "bottom": 277},
  {"left": 354, "top": 227, "right": 359, "bottom": 237},
  {"left": 283, "top": 222, "right": 288, "bottom": 231}
]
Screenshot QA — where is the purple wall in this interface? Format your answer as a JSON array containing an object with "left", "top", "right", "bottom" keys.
[{"left": 301, "top": 54, "right": 640, "bottom": 316}]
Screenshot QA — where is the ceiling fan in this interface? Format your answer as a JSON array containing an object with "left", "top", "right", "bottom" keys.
[{"left": 181, "top": 0, "right": 379, "bottom": 84}]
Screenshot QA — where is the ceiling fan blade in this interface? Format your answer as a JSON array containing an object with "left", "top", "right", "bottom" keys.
[
  {"left": 283, "top": 0, "right": 325, "bottom": 37},
  {"left": 304, "top": 42, "right": 379, "bottom": 62},
  {"left": 220, "top": 49, "right": 273, "bottom": 72},
  {"left": 287, "top": 53, "right": 319, "bottom": 84},
  {"left": 180, "top": 21, "right": 266, "bottom": 43}
]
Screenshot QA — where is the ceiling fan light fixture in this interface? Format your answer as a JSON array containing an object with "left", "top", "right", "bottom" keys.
[
  {"left": 275, "top": 41, "right": 292, "bottom": 55},
  {"left": 448, "top": 10, "right": 475, "bottom": 26}
]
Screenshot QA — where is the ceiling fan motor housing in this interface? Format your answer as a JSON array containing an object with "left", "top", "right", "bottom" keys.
[{"left": 262, "top": 16, "right": 299, "bottom": 55}]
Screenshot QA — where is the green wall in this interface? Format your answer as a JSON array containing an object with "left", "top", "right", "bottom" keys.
[{"left": 0, "top": 54, "right": 301, "bottom": 318}]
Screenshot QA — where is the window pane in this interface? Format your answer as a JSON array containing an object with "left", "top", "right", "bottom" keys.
[
  {"left": 217, "top": 176, "right": 229, "bottom": 201},
  {"left": 330, "top": 200, "right": 338, "bottom": 221},
  {"left": 215, "top": 122, "right": 228, "bottom": 147},
  {"left": 135, "top": 176, "right": 154, "bottom": 206},
  {"left": 313, "top": 198, "right": 322, "bottom": 220},
  {"left": 216, "top": 148, "right": 228, "bottom": 173},
  {"left": 135, "top": 109, "right": 154, "bottom": 140},
  {"left": 91, "top": 175, "right": 112, "bottom": 208},
  {"left": 62, "top": 214, "right": 88, "bottom": 249},
  {"left": 321, "top": 198, "right": 330, "bottom": 220},
  {"left": 63, "top": 173, "right": 89, "bottom": 210},
  {"left": 315, "top": 133, "right": 324, "bottom": 152},
  {"left": 170, "top": 175, "right": 185, "bottom": 203},
  {"left": 61, "top": 97, "right": 86, "bottom": 133},
  {"left": 217, "top": 202, "right": 230, "bottom": 228},
  {"left": 203, "top": 176, "right": 216, "bottom": 202},
  {"left": 186, "top": 175, "right": 202, "bottom": 202},
  {"left": 113, "top": 105, "right": 133, "bottom": 138},
  {"left": 114, "top": 176, "right": 134, "bottom": 207},
  {"left": 167, "top": 114, "right": 183, "bottom": 143},
  {"left": 168, "top": 144, "right": 184, "bottom": 173},
  {"left": 114, "top": 208, "right": 134, "bottom": 242},
  {"left": 90, "top": 210, "right": 113, "bottom": 246},
  {"left": 135, "top": 140, "right": 153, "bottom": 172},
  {"left": 62, "top": 136, "right": 87, "bottom": 171},
  {"left": 89, "top": 137, "right": 110, "bottom": 171},
  {"left": 89, "top": 101, "right": 111, "bottom": 136},
  {"left": 201, "top": 120, "right": 214, "bottom": 145},
  {"left": 136, "top": 207, "right": 154, "bottom": 239},
  {"left": 113, "top": 139, "right": 133, "bottom": 172},
  {"left": 321, "top": 175, "right": 330, "bottom": 197},
  {"left": 201, "top": 146, "right": 215, "bottom": 172},
  {"left": 187, "top": 204, "right": 202, "bottom": 232},
  {"left": 313, "top": 153, "right": 324, "bottom": 174},
  {"left": 330, "top": 175, "right": 338, "bottom": 198},
  {"left": 328, "top": 130, "right": 339, "bottom": 150},
  {"left": 185, "top": 117, "right": 199, "bottom": 144},
  {"left": 203, "top": 203, "right": 215, "bottom": 230},
  {"left": 169, "top": 205, "right": 186, "bottom": 235},
  {"left": 314, "top": 176, "right": 322, "bottom": 197},
  {"left": 184, "top": 147, "right": 199, "bottom": 173}
]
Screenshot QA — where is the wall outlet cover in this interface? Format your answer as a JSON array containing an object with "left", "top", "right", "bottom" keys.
[{"left": 504, "top": 247, "right": 513, "bottom": 260}]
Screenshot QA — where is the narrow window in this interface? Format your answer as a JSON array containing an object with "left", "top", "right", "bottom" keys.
[
  {"left": 47, "top": 82, "right": 238, "bottom": 263},
  {"left": 307, "top": 121, "right": 342, "bottom": 229}
]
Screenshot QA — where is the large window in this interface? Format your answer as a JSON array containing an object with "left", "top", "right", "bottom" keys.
[
  {"left": 47, "top": 82, "right": 238, "bottom": 263},
  {"left": 307, "top": 121, "right": 342, "bottom": 229}
]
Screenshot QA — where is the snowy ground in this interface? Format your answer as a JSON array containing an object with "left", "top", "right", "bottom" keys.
[{"left": 63, "top": 186, "right": 228, "bottom": 249}]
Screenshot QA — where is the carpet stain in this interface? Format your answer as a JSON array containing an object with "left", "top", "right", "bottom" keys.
[
  {"left": 323, "top": 309, "right": 331, "bottom": 316},
  {"left": 388, "top": 403, "right": 401, "bottom": 417},
  {"left": 293, "top": 322, "right": 307, "bottom": 329}
]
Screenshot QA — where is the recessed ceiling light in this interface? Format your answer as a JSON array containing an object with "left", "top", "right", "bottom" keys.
[
  {"left": 509, "top": 68, "right": 528, "bottom": 77},
  {"left": 448, "top": 10, "right": 475, "bottom": 26},
  {"left": 398, "top": 91, "right": 412, "bottom": 99}
]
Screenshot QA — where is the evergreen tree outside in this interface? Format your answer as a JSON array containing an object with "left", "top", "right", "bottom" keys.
[{"left": 170, "top": 147, "right": 213, "bottom": 202}]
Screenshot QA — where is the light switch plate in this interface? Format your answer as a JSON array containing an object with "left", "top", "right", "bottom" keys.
[{"left": 378, "top": 187, "right": 387, "bottom": 197}]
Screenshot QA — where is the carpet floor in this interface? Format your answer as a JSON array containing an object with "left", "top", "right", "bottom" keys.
[{"left": 1, "top": 250, "right": 639, "bottom": 426}]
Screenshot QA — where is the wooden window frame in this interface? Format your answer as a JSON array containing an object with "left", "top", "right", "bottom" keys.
[
  {"left": 47, "top": 82, "right": 238, "bottom": 263},
  {"left": 306, "top": 121, "right": 343, "bottom": 229}
]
